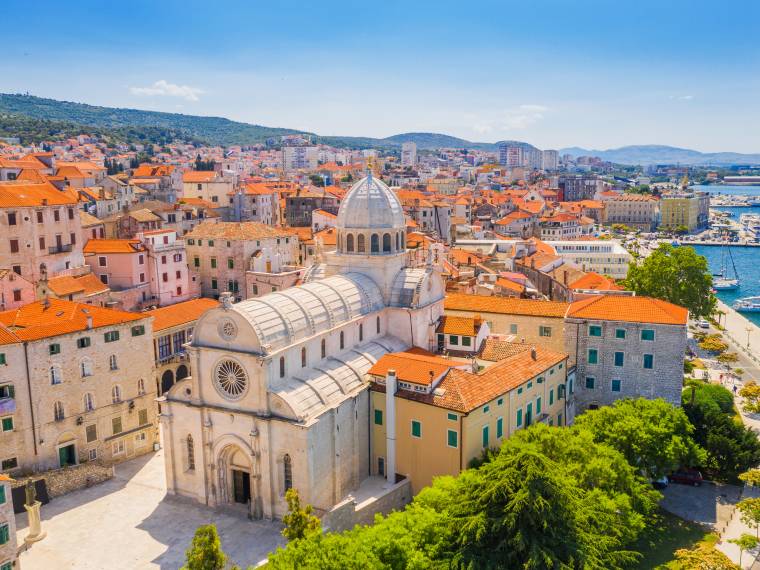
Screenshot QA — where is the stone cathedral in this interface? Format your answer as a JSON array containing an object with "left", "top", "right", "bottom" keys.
[{"left": 160, "top": 173, "right": 445, "bottom": 519}]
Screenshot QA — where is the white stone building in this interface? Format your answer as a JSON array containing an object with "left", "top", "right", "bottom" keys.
[{"left": 160, "top": 174, "right": 445, "bottom": 520}]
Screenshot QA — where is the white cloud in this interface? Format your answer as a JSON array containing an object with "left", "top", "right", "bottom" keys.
[
  {"left": 669, "top": 94, "right": 694, "bottom": 101},
  {"left": 468, "top": 104, "right": 549, "bottom": 135},
  {"left": 130, "top": 80, "right": 203, "bottom": 102}
]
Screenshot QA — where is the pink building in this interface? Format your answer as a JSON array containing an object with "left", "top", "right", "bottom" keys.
[
  {"left": 138, "top": 229, "right": 196, "bottom": 306},
  {"left": 0, "top": 269, "right": 35, "bottom": 310}
]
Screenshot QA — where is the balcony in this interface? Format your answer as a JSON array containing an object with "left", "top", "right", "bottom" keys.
[{"left": 48, "top": 244, "right": 73, "bottom": 254}]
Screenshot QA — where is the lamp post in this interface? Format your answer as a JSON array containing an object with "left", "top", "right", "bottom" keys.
[{"left": 746, "top": 326, "right": 752, "bottom": 351}]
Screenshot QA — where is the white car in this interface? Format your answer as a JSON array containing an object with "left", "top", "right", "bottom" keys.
[{"left": 697, "top": 319, "right": 710, "bottom": 329}]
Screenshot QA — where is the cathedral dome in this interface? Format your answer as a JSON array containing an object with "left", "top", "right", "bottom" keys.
[{"left": 336, "top": 173, "right": 405, "bottom": 231}]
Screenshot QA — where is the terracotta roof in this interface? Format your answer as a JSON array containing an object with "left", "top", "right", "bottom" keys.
[
  {"left": 129, "top": 208, "right": 162, "bottom": 223},
  {"left": 436, "top": 315, "right": 481, "bottom": 336},
  {"left": 367, "top": 350, "right": 455, "bottom": 386},
  {"left": 566, "top": 295, "right": 688, "bottom": 325},
  {"left": 313, "top": 209, "right": 337, "bottom": 218},
  {"left": 83, "top": 239, "right": 143, "bottom": 254},
  {"left": 479, "top": 339, "right": 532, "bottom": 362},
  {"left": 48, "top": 273, "right": 109, "bottom": 297},
  {"left": 495, "top": 278, "right": 525, "bottom": 293},
  {"left": 568, "top": 272, "right": 624, "bottom": 291},
  {"left": 79, "top": 210, "right": 103, "bottom": 227},
  {"left": 445, "top": 293, "right": 568, "bottom": 318},
  {"left": 144, "top": 298, "right": 219, "bottom": 332},
  {"left": 0, "top": 298, "right": 144, "bottom": 344},
  {"left": 186, "top": 221, "right": 294, "bottom": 241},
  {"left": 183, "top": 171, "right": 218, "bottom": 183},
  {"left": 0, "top": 181, "right": 78, "bottom": 207}
]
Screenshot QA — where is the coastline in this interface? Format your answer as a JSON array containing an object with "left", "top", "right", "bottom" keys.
[{"left": 716, "top": 300, "right": 760, "bottom": 366}]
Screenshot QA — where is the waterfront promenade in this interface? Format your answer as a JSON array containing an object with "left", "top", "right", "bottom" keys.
[{"left": 717, "top": 300, "right": 760, "bottom": 368}]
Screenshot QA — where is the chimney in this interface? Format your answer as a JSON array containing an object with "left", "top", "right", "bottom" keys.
[
  {"left": 86, "top": 316, "right": 93, "bottom": 329},
  {"left": 385, "top": 369, "right": 397, "bottom": 486},
  {"left": 531, "top": 346, "right": 537, "bottom": 360},
  {"left": 473, "top": 313, "right": 482, "bottom": 327}
]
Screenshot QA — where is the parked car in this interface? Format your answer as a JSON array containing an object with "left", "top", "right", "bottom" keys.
[
  {"left": 670, "top": 469, "right": 704, "bottom": 487},
  {"left": 697, "top": 319, "right": 710, "bottom": 329},
  {"left": 652, "top": 476, "right": 669, "bottom": 489}
]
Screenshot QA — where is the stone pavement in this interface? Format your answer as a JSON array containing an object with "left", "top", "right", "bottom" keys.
[{"left": 16, "top": 450, "right": 285, "bottom": 569}]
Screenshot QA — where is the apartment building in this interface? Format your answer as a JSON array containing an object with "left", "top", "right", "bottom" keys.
[
  {"left": 558, "top": 175, "right": 603, "bottom": 202},
  {"left": 182, "top": 171, "right": 235, "bottom": 206},
  {"left": 604, "top": 194, "right": 659, "bottom": 231},
  {"left": 0, "top": 181, "right": 85, "bottom": 282},
  {"left": 282, "top": 145, "right": 318, "bottom": 171},
  {"left": 546, "top": 240, "right": 632, "bottom": 279},
  {"left": 659, "top": 191, "right": 709, "bottom": 232},
  {"left": 185, "top": 221, "right": 299, "bottom": 300},
  {"left": 0, "top": 299, "right": 156, "bottom": 474},
  {"left": 400, "top": 142, "right": 417, "bottom": 167},
  {"left": 565, "top": 295, "right": 688, "bottom": 411},
  {"left": 369, "top": 346, "right": 569, "bottom": 492},
  {"left": 0, "top": 475, "right": 17, "bottom": 570},
  {"left": 230, "top": 183, "right": 278, "bottom": 225}
]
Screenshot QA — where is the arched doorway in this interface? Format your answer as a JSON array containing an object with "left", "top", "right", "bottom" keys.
[
  {"left": 217, "top": 444, "right": 252, "bottom": 507},
  {"left": 176, "top": 364, "right": 189, "bottom": 381},
  {"left": 160, "top": 369, "right": 175, "bottom": 395}
]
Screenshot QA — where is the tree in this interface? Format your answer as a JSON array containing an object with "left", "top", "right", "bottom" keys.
[
  {"left": 674, "top": 225, "right": 690, "bottom": 235},
  {"left": 308, "top": 175, "right": 325, "bottom": 187},
  {"left": 623, "top": 244, "right": 716, "bottom": 317},
  {"left": 729, "top": 533, "right": 759, "bottom": 567},
  {"left": 699, "top": 336, "right": 729, "bottom": 353},
  {"left": 739, "top": 469, "right": 760, "bottom": 487},
  {"left": 673, "top": 541, "right": 739, "bottom": 570},
  {"left": 282, "top": 488, "right": 321, "bottom": 541},
  {"left": 739, "top": 382, "right": 760, "bottom": 414},
  {"left": 573, "top": 398, "right": 704, "bottom": 478},
  {"left": 737, "top": 498, "right": 760, "bottom": 537},
  {"left": 182, "top": 524, "right": 226, "bottom": 570},
  {"left": 717, "top": 352, "right": 739, "bottom": 366}
]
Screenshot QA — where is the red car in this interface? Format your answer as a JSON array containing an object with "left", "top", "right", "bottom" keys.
[{"left": 669, "top": 469, "right": 704, "bottom": 486}]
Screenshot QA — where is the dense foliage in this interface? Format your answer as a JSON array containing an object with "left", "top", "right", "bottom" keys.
[
  {"left": 622, "top": 244, "right": 716, "bottom": 317},
  {"left": 683, "top": 382, "right": 760, "bottom": 481},
  {"left": 182, "top": 524, "right": 227, "bottom": 570}
]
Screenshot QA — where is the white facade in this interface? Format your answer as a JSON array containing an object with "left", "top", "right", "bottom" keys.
[
  {"left": 401, "top": 142, "right": 417, "bottom": 167},
  {"left": 161, "top": 175, "right": 445, "bottom": 519},
  {"left": 547, "top": 240, "right": 632, "bottom": 278},
  {"left": 283, "top": 146, "right": 318, "bottom": 172}
]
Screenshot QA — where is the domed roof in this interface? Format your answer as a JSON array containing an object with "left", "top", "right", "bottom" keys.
[{"left": 336, "top": 173, "right": 405, "bottom": 230}]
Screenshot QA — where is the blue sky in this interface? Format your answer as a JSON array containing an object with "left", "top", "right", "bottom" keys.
[{"left": 2, "top": 0, "right": 759, "bottom": 152}]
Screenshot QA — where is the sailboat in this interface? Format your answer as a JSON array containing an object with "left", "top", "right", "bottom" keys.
[{"left": 713, "top": 244, "right": 740, "bottom": 290}]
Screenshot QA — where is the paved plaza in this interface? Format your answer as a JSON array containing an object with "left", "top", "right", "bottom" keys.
[{"left": 16, "top": 450, "right": 285, "bottom": 569}]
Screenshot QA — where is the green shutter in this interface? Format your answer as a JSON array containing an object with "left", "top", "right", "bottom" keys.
[
  {"left": 0, "top": 522, "right": 8, "bottom": 545},
  {"left": 482, "top": 425, "right": 489, "bottom": 447},
  {"left": 1, "top": 417, "right": 12, "bottom": 431},
  {"left": 536, "top": 397, "right": 542, "bottom": 414},
  {"left": 0, "top": 485, "right": 5, "bottom": 504},
  {"left": 516, "top": 408, "right": 523, "bottom": 427},
  {"left": 496, "top": 417, "right": 503, "bottom": 438},
  {"left": 615, "top": 329, "right": 626, "bottom": 339},
  {"left": 374, "top": 409, "right": 383, "bottom": 425},
  {"left": 588, "top": 349, "right": 598, "bottom": 364},
  {"left": 411, "top": 420, "right": 421, "bottom": 438},
  {"left": 447, "top": 412, "right": 457, "bottom": 421},
  {"left": 447, "top": 429, "right": 458, "bottom": 448}
]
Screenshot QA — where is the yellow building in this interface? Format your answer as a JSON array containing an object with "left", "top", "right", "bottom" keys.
[
  {"left": 658, "top": 191, "right": 709, "bottom": 232},
  {"left": 369, "top": 345, "right": 569, "bottom": 493}
]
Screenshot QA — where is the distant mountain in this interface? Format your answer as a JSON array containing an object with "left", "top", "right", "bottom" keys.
[{"left": 560, "top": 144, "right": 760, "bottom": 166}]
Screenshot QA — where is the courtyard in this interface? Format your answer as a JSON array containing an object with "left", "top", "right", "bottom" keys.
[{"left": 15, "top": 450, "right": 285, "bottom": 569}]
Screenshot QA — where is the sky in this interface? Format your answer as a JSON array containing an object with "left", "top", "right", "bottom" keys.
[{"left": 2, "top": 0, "right": 760, "bottom": 153}]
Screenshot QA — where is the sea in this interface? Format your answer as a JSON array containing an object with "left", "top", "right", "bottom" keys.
[{"left": 690, "top": 184, "right": 760, "bottom": 325}]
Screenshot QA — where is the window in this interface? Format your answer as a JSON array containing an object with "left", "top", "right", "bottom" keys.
[
  {"left": 301, "top": 347, "right": 306, "bottom": 368},
  {"left": 0, "top": 483, "right": 5, "bottom": 504},
  {"left": 131, "top": 325, "right": 145, "bottom": 337},
  {"left": 86, "top": 424, "right": 97, "bottom": 443},
  {"left": 0, "top": 354, "right": 4, "bottom": 366},
  {"left": 279, "top": 356, "right": 285, "bottom": 378},
  {"left": 83, "top": 393, "right": 95, "bottom": 412},
  {"left": 411, "top": 420, "right": 421, "bottom": 438},
  {"left": 0, "top": 385, "right": 12, "bottom": 399},
  {"left": 482, "top": 425, "right": 489, "bottom": 447},
  {"left": 9, "top": 240, "right": 18, "bottom": 254},
  {"left": 80, "top": 358, "right": 93, "bottom": 377},
  {"left": 227, "top": 258, "right": 234, "bottom": 269},
  {"left": 374, "top": 409, "right": 383, "bottom": 425},
  {"left": 112, "top": 416, "right": 123, "bottom": 435},
  {"left": 208, "top": 240, "right": 214, "bottom": 247},
  {"left": 1, "top": 416, "right": 13, "bottom": 432},
  {"left": 321, "top": 339, "right": 326, "bottom": 359},
  {"left": 1, "top": 458, "right": 18, "bottom": 471},
  {"left": 517, "top": 386, "right": 523, "bottom": 395},
  {"left": 516, "top": 408, "right": 523, "bottom": 427},
  {"left": 283, "top": 454, "right": 293, "bottom": 491},
  {"left": 68, "top": 207, "right": 74, "bottom": 220},
  {"left": 37, "top": 210, "right": 43, "bottom": 223},
  {"left": 549, "top": 388, "right": 554, "bottom": 405},
  {"left": 162, "top": 273, "right": 168, "bottom": 283},
  {"left": 210, "top": 258, "right": 217, "bottom": 269},
  {"left": 447, "top": 429, "right": 458, "bottom": 448},
  {"left": 138, "top": 378, "right": 146, "bottom": 395},
  {"left": 39, "top": 236, "right": 46, "bottom": 250},
  {"left": 359, "top": 323, "right": 364, "bottom": 342},
  {"left": 483, "top": 405, "right": 490, "bottom": 413},
  {"left": 138, "top": 254, "right": 144, "bottom": 265},
  {"left": 0, "top": 522, "right": 8, "bottom": 545},
  {"left": 173, "top": 330, "right": 186, "bottom": 353},
  {"left": 589, "top": 325, "right": 602, "bottom": 337},
  {"left": 54, "top": 401, "right": 65, "bottom": 421},
  {"left": 449, "top": 335, "right": 459, "bottom": 346},
  {"left": 77, "top": 337, "right": 91, "bottom": 349},
  {"left": 7, "top": 212, "right": 15, "bottom": 226},
  {"left": 49, "top": 343, "right": 61, "bottom": 355},
  {"left": 643, "top": 354, "right": 654, "bottom": 369},
  {"left": 194, "top": 256, "right": 200, "bottom": 268},
  {"left": 585, "top": 377, "right": 595, "bottom": 389},
  {"left": 641, "top": 329, "right": 655, "bottom": 341},
  {"left": 497, "top": 397, "right": 503, "bottom": 406},
  {"left": 539, "top": 326, "right": 552, "bottom": 337},
  {"left": 611, "top": 379, "right": 622, "bottom": 392},
  {"left": 496, "top": 417, "right": 504, "bottom": 438},
  {"left": 187, "top": 435, "right": 195, "bottom": 470},
  {"left": 536, "top": 397, "right": 542, "bottom": 414},
  {"left": 588, "top": 348, "right": 598, "bottom": 364},
  {"left": 112, "top": 441, "right": 125, "bottom": 455},
  {"left": 112, "top": 385, "right": 122, "bottom": 403},
  {"left": 340, "top": 331, "right": 345, "bottom": 350},
  {"left": 211, "top": 279, "right": 218, "bottom": 290},
  {"left": 109, "top": 355, "right": 118, "bottom": 370},
  {"left": 50, "top": 366, "right": 62, "bottom": 385},
  {"left": 376, "top": 316, "right": 381, "bottom": 334},
  {"left": 614, "top": 352, "right": 624, "bottom": 367},
  {"left": 138, "top": 408, "right": 148, "bottom": 426},
  {"left": 615, "top": 329, "right": 626, "bottom": 339},
  {"left": 447, "top": 412, "right": 457, "bottom": 421},
  {"left": 509, "top": 323, "right": 518, "bottom": 334},
  {"left": 462, "top": 336, "right": 472, "bottom": 347},
  {"left": 12, "top": 290, "right": 20, "bottom": 302},
  {"left": 98, "top": 256, "right": 107, "bottom": 267}
]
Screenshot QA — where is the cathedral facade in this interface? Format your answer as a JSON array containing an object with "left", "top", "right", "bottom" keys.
[{"left": 160, "top": 174, "right": 444, "bottom": 519}]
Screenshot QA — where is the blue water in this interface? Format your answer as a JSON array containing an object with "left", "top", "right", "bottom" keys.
[
  {"left": 694, "top": 184, "right": 760, "bottom": 196},
  {"left": 692, "top": 244, "right": 760, "bottom": 326}
]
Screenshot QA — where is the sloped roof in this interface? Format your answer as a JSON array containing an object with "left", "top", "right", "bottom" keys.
[
  {"left": 145, "top": 298, "right": 220, "bottom": 332},
  {"left": 368, "top": 350, "right": 455, "bottom": 385},
  {"left": 0, "top": 181, "right": 78, "bottom": 207},
  {"left": 566, "top": 295, "right": 688, "bottom": 325},
  {"left": 83, "top": 239, "right": 142, "bottom": 254},
  {"left": 48, "top": 273, "right": 109, "bottom": 297},
  {"left": 445, "top": 293, "right": 568, "bottom": 318},
  {"left": 186, "top": 221, "right": 294, "bottom": 241}
]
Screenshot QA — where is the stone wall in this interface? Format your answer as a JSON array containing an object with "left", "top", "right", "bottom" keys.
[
  {"left": 12, "top": 461, "right": 114, "bottom": 499},
  {"left": 322, "top": 477, "right": 412, "bottom": 533}
]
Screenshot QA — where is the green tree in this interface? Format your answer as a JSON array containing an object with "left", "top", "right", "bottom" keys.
[
  {"left": 623, "top": 243, "right": 715, "bottom": 317},
  {"left": 182, "top": 524, "right": 226, "bottom": 570},
  {"left": 282, "top": 488, "right": 321, "bottom": 541},
  {"left": 717, "top": 352, "right": 739, "bottom": 366},
  {"left": 673, "top": 541, "right": 739, "bottom": 569},
  {"left": 308, "top": 175, "right": 325, "bottom": 187},
  {"left": 739, "top": 469, "right": 760, "bottom": 487},
  {"left": 739, "top": 382, "right": 760, "bottom": 413},
  {"left": 573, "top": 398, "right": 704, "bottom": 478},
  {"left": 737, "top": 498, "right": 760, "bottom": 537},
  {"left": 729, "top": 533, "right": 759, "bottom": 567}
]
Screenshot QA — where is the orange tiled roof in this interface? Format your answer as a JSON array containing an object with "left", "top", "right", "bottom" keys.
[
  {"left": 367, "top": 350, "right": 455, "bottom": 386},
  {"left": 48, "top": 273, "right": 109, "bottom": 297},
  {"left": 144, "top": 298, "right": 219, "bottom": 332},
  {"left": 0, "top": 298, "right": 144, "bottom": 344},
  {"left": 0, "top": 181, "right": 78, "bottom": 207},
  {"left": 495, "top": 278, "right": 525, "bottom": 293},
  {"left": 567, "top": 295, "right": 688, "bottom": 325},
  {"left": 445, "top": 293, "right": 568, "bottom": 318},
  {"left": 83, "top": 239, "right": 143, "bottom": 254},
  {"left": 186, "top": 221, "right": 294, "bottom": 241},
  {"left": 436, "top": 315, "right": 481, "bottom": 336},
  {"left": 478, "top": 339, "right": 532, "bottom": 362},
  {"left": 568, "top": 272, "right": 624, "bottom": 291},
  {"left": 183, "top": 171, "right": 218, "bottom": 183}
]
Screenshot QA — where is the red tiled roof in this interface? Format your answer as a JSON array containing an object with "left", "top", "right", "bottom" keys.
[
  {"left": 566, "top": 295, "right": 688, "bottom": 325},
  {"left": 144, "top": 298, "right": 219, "bottom": 332}
]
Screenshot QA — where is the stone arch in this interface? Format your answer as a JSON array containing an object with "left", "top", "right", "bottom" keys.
[
  {"left": 212, "top": 436, "right": 256, "bottom": 508},
  {"left": 176, "top": 364, "right": 189, "bottom": 381},
  {"left": 382, "top": 233, "right": 391, "bottom": 253},
  {"left": 395, "top": 232, "right": 400, "bottom": 251},
  {"left": 371, "top": 233, "right": 379, "bottom": 253},
  {"left": 357, "top": 234, "right": 365, "bottom": 253},
  {"left": 346, "top": 233, "right": 354, "bottom": 252},
  {"left": 161, "top": 369, "right": 175, "bottom": 395}
]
